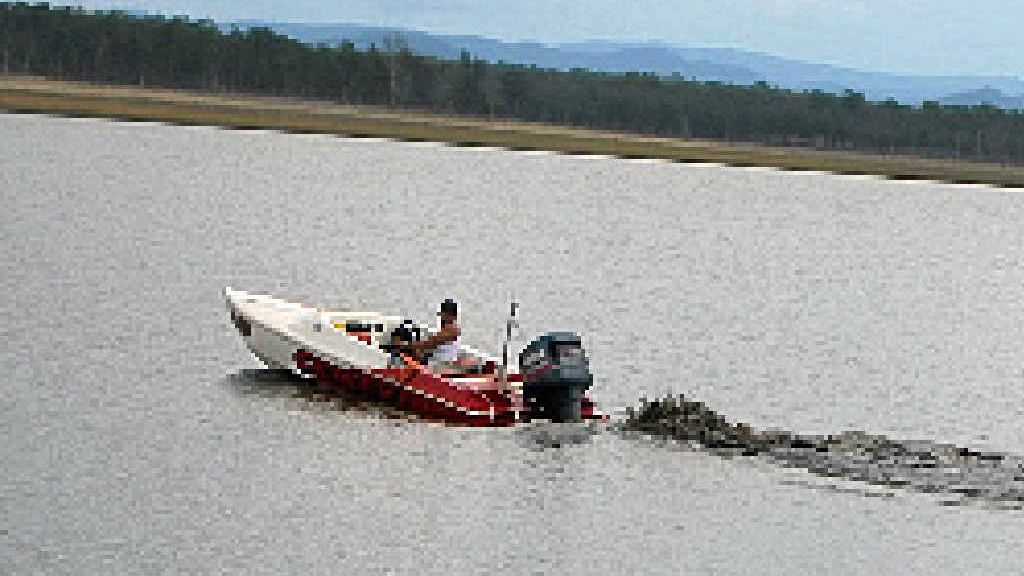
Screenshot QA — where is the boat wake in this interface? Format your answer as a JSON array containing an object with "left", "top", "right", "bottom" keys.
[
  {"left": 221, "top": 369, "right": 1024, "bottom": 507},
  {"left": 623, "top": 395, "right": 1024, "bottom": 509}
]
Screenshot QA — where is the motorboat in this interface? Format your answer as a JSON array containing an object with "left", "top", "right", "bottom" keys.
[{"left": 224, "top": 288, "right": 602, "bottom": 426}]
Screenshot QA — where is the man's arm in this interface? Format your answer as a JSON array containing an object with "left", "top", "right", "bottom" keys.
[{"left": 409, "top": 324, "right": 460, "bottom": 354}]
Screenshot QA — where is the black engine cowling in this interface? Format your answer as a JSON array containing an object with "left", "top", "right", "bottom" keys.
[{"left": 519, "top": 332, "right": 593, "bottom": 422}]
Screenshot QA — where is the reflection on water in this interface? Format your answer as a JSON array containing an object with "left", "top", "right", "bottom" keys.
[
  {"left": 513, "top": 421, "right": 602, "bottom": 451},
  {"left": 224, "top": 368, "right": 425, "bottom": 422},
  {"left": 226, "top": 368, "right": 301, "bottom": 392}
]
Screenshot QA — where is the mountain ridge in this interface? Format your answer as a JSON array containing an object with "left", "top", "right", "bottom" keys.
[{"left": 227, "top": 20, "right": 1024, "bottom": 109}]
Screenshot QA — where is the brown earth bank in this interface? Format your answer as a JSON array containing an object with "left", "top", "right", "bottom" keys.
[{"left": 3, "top": 75, "right": 1024, "bottom": 189}]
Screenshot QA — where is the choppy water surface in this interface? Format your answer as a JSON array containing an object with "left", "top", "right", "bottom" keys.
[{"left": 3, "top": 113, "right": 1023, "bottom": 575}]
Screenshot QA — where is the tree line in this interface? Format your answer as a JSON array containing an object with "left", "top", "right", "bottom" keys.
[{"left": 3, "top": 2, "right": 1024, "bottom": 164}]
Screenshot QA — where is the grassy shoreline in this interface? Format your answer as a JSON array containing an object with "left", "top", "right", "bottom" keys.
[{"left": 3, "top": 75, "right": 1024, "bottom": 188}]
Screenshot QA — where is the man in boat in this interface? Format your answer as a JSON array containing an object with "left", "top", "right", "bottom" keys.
[{"left": 409, "top": 299, "right": 473, "bottom": 373}]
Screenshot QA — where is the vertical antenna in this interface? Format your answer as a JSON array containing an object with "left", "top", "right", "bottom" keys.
[{"left": 500, "top": 300, "right": 519, "bottom": 392}]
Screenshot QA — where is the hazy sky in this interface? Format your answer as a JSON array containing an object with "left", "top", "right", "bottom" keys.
[{"left": 72, "top": 1, "right": 1021, "bottom": 77}]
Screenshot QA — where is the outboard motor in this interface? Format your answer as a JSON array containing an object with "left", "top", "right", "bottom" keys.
[{"left": 519, "top": 332, "right": 594, "bottom": 422}]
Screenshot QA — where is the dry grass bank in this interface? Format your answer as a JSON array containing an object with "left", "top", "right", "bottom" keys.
[{"left": 3, "top": 76, "right": 1023, "bottom": 188}]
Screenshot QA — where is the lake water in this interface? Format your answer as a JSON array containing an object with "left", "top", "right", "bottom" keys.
[{"left": 3, "top": 112, "right": 1023, "bottom": 575}]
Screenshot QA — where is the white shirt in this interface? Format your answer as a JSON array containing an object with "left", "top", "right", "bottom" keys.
[{"left": 432, "top": 338, "right": 460, "bottom": 363}]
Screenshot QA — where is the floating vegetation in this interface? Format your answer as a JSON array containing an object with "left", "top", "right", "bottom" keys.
[{"left": 625, "top": 394, "right": 1024, "bottom": 508}]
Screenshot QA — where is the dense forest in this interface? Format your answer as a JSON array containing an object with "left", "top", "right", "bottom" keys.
[{"left": 3, "top": 2, "right": 1024, "bottom": 165}]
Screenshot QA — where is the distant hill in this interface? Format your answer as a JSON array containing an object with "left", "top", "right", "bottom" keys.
[
  {"left": 939, "top": 87, "right": 1024, "bottom": 109},
  {"left": 228, "top": 21, "right": 1024, "bottom": 109}
]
